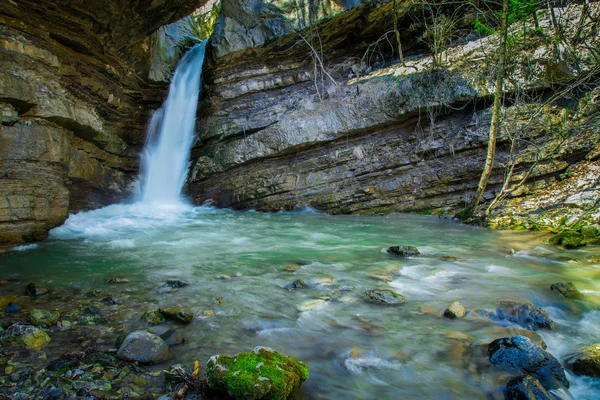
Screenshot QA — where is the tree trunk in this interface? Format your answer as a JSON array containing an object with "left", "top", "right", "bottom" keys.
[
  {"left": 393, "top": 0, "right": 404, "bottom": 65},
  {"left": 466, "top": 0, "right": 509, "bottom": 216}
]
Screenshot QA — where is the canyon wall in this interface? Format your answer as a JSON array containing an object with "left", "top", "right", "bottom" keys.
[
  {"left": 188, "top": 1, "right": 599, "bottom": 229},
  {"left": 0, "top": 0, "right": 206, "bottom": 251}
]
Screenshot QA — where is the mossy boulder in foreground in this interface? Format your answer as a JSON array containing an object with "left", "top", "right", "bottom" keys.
[{"left": 206, "top": 346, "right": 309, "bottom": 399}]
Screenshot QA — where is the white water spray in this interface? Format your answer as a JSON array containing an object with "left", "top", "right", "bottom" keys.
[{"left": 139, "top": 42, "right": 207, "bottom": 204}]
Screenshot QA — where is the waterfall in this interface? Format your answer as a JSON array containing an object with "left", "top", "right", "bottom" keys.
[{"left": 139, "top": 42, "right": 207, "bottom": 204}]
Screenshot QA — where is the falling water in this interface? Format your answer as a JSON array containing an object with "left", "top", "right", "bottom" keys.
[{"left": 139, "top": 42, "right": 207, "bottom": 204}]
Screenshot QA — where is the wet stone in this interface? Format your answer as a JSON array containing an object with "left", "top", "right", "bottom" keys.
[
  {"left": 565, "top": 343, "right": 600, "bottom": 378},
  {"left": 444, "top": 301, "right": 467, "bottom": 319},
  {"left": 1, "top": 324, "right": 51, "bottom": 349},
  {"left": 387, "top": 246, "right": 420, "bottom": 257},
  {"left": 77, "top": 306, "right": 106, "bottom": 325},
  {"left": 160, "top": 329, "right": 185, "bottom": 346},
  {"left": 29, "top": 309, "right": 60, "bottom": 328},
  {"left": 160, "top": 306, "right": 194, "bottom": 324},
  {"left": 363, "top": 289, "right": 405, "bottom": 305},
  {"left": 141, "top": 309, "right": 165, "bottom": 326},
  {"left": 286, "top": 279, "right": 306, "bottom": 290},
  {"left": 25, "top": 283, "right": 48, "bottom": 297},
  {"left": 116, "top": 331, "right": 170, "bottom": 364},
  {"left": 107, "top": 277, "right": 129, "bottom": 284},
  {"left": 549, "top": 282, "right": 583, "bottom": 300},
  {"left": 488, "top": 336, "right": 569, "bottom": 390},
  {"left": 505, "top": 375, "right": 552, "bottom": 400}
]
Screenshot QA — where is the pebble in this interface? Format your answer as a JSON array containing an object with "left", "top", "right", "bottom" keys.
[{"left": 10, "top": 372, "right": 20, "bottom": 382}]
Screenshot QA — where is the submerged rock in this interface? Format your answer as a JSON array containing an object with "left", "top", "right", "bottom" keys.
[
  {"left": 165, "top": 279, "right": 188, "bottom": 288},
  {"left": 297, "top": 299, "right": 327, "bottom": 312},
  {"left": 78, "top": 306, "right": 106, "bottom": 325},
  {"left": 206, "top": 346, "right": 308, "bottom": 400},
  {"left": 285, "top": 279, "right": 306, "bottom": 290},
  {"left": 387, "top": 246, "right": 420, "bottom": 257},
  {"left": 283, "top": 264, "right": 301, "bottom": 272},
  {"left": 549, "top": 231, "right": 584, "bottom": 249},
  {"left": 505, "top": 375, "right": 552, "bottom": 400},
  {"left": 476, "top": 301, "right": 555, "bottom": 331},
  {"left": 443, "top": 301, "right": 467, "bottom": 319},
  {"left": 25, "top": 283, "right": 48, "bottom": 297},
  {"left": 565, "top": 343, "right": 600, "bottom": 378},
  {"left": 29, "top": 309, "right": 60, "bottom": 328},
  {"left": 1, "top": 324, "right": 51, "bottom": 349},
  {"left": 440, "top": 256, "right": 463, "bottom": 262},
  {"left": 160, "top": 329, "right": 185, "bottom": 346},
  {"left": 141, "top": 309, "right": 165, "bottom": 325},
  {"left": 549, "top": 282, "right": 583, "bottom": 300},
  {"left": 107, "top": 277, "right": 129, "bottom": 284},
  {"left": 363, "top": 289, "right": 405, "bottom": 305},
  {"left": 160, "top": 306, "right": 194, "bottom": 324},
  {"left": 488, "top": 336, "right": 568, "bottom": 390},
  {"left": 116, "top": 331, "right": 170, "bottom": 364}
]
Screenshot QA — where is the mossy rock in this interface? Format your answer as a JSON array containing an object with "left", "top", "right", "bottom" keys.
[
  {"left": 206, "top": 346, "right": 308, "bottom": 400},
  {"left": 549, "top": 231, "right": 584, "bottom": 249},
  {"left": 160, "top": 306, "right": 194, "bottom": 324},
  {"left": 29, "top": 309, "right": 61, "bottom": 328},
  {"left": 1, "top": 324, "right": 51, "bottom": 349},
  {"left": 581, "top": 225, "right": 600, "bottom": 238},
  {"left": 363, "top": 289, "right": 405, "bottom": 305},
  {"left": 141, "top": 309, "right": 165, "bottom": 325},
  {"left": 550, "top": 282, "right": 583, "bottom": 300},
  {"left": 565, "top": 343, "right": 600, "bottom": 378}
]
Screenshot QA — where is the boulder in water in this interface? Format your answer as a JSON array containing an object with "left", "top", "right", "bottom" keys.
[
  {"left": 549, "top": 231, "right": 584, "bottom": 249},
  {"left": 285, "top": 279, "right": 306, "bottom": 290},
  {"left": 160, "top": 329, "right": 185, "bottom": 346},
  {"left": 443, "top": 301, "right": 467, "bottom": 319},
  {"left": 505, "top": 375, "right": 552, "bottom": 400},
  {"left": 29, "top": 309, "right": 60, "bottom": 328},
  {"left": 107, "top": 277, "right": 129, "bottom": 284},
  {"left": 495, "top": 301, "right": 555, "bottom": 330},
  {"left": 25, "top": 283, "right": 48, "bottom": 297},
  {"left": 565, "top": 343, "right": 600, "bottom": 378},
  {"left": 363, "top": 289, "right": 405, "bottom": 305},
  {"left": 141, "top": 309, "right": 165, "bottom": 325},
  {"left": 488, "top": 336, "right": 568, "bottom": 390},
  {"left": 116, "top": 331, "right": 170, "bottom": 364},
  {"left": 387, "top": 246, "right": 420, "bottom": 257},
  {"left": 78, "top": 306, "right": 106, "bottom": 325},
  {"left": 549, "top": 282, "right": 583, "bottom": 300},
  {"left": 160, "top": 306, "right": 194, "bottom": 324},
  {"left": 206, "top": 346, "right": 308, "bottom": 400},
  {"left": 1, "top": 324, "right": 51, "bottom": 349}
]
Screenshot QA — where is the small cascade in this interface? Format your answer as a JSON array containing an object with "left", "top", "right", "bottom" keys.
[{"left": 139, "top": 42, "right": 207, "bottom": 204}]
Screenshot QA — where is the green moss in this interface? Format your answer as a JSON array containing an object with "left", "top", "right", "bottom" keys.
[{"left": 207, "top": 347, "right": 308, "bottom": 400}]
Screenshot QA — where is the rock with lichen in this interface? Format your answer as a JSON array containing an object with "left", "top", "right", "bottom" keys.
[
  {"left": 206, "top": 346, "right": 308, "bottom": 400},
  {"left": 363, "top": 289, "right": 405, "bottom": 305}
]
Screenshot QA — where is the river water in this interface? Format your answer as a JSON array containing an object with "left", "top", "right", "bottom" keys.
[{"left": 1, "top": 205, "right": 599, "bottom": 399}]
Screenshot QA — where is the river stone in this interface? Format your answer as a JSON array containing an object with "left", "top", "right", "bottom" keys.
[
  {"left": 1, "top": 324, "right": 51, "bottom": 349},
  {"left": 363, "top": 289, "right": 405, "bottom": 305},
  {"left": 78, "top": 306, "right": 106, "bottom": 325},
  {"left": 286, "top": 279, "right": 306, "bottom": 290},
  {"left": 549, "top": 282, "right": 583, "bottom": 300},
  {"left": 297, "top": 299, "right": 327, "bottom": 312},
  {"left": 107, "top": 277, "right": 129, "bottom": 284},
  {"left": 488, "top": 336, "right": 569, "bottom": 390},
  {"left": 387, "top": 246, "right": 420, "bottom": 257},
  {"left": 141, "top": 309, "right": 165, "bottom": 325},
  {"left": 505, "top": 375, "right": 552, "bottom": 400},
  {"left": 29, "top": 309, "right": 60, "bottom": 328},
  {"left": 443, "top": 301, "right": 467, "bottom": 319},
  {"left": 160, "top": 306, "right": 194, "bottom": 324},
  {"left": 495, "top": 301, "right": 555, "bottom": 330},
  {"left": 25, "top": 283, "right": 48, "bottom": 297},
  {"left": 116, "top": 331, "right": 170, "bottom": 364},
  {"left": 549, "top": 231, "right": 584, "bottom": 249},
  {"left": 206, "top": 346, "right": 308, "bottom": 400},
  {"left": 160, "top": 329, "right": 185, "bottom": 346},
  {"left": 565, "top": 343, "right": 600, "bottom": 377}
]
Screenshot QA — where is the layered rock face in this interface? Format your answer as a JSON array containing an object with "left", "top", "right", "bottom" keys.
[
  {"left": 188, "top": 1, "right": 599, "bottom": 221},
  {"left": 0, "top": 0, "right": 206, "bottom": 251}
]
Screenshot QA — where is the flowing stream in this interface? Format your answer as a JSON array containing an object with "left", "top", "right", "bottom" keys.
[
  {"left": 2, "top": 209, "right": 600, "bottom": 398},
  {"left": 1, "top": 43, "right": 599, "bottom": 399}
]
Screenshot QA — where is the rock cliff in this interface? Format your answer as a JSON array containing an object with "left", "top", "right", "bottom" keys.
[
  {"left": 0, "top": 0, "right": 206, "bottom": 251},
  {"left": 188, "top": 1, "right": 599, "bottom": 230}
]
